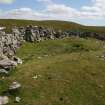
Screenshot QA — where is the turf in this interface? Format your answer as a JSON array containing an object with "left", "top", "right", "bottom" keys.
[{"left": 0, "top": 37, "right": 105, "bottom": 105}]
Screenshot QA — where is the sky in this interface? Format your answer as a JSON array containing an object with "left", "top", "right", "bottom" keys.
[{"left": 0, "top": 0, "right": 105, "bottom": 26}]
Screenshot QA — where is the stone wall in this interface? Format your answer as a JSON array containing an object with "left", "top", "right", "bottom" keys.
[
  {"left": 0, "top": 26, "right": 23, "bottom": 73},
  {"left": 0, "top": 25, "right": 105, "bottom": 73}
]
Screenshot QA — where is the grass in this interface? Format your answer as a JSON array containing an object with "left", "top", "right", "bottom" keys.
[
  {"left": 0, "top": 19, "right": 105, "bottom": 34},
  {"left": 0, "top": 37, "right": 105, "bottom": 105}
]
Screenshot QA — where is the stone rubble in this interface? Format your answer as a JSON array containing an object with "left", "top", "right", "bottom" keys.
[
  {"left": 0, "top": 26, "right": 23, "bottom": 74},
  {"left": 9, "top": 81, "right": 21, "bottom": 90}
]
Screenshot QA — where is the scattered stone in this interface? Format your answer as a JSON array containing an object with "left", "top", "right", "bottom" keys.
[
  {"left": 32, "top": 74, "right": 42, "bottom": 79},
  {"left": 0, "top": 69, "right": 8, "bottom": 75},
  {"left": 9, "top": 82, "right": 21, "bottom": 90},
  {"left": 0, "top": 96, "right": 9, "bottom": 105},
  {"left": 1, "top": 77, "right": 5, "bottom": 80},
  {"left": 101, "top": 55, "right": 105, "bottom": 58},
  {"left": 13, "top": 56, "right": 23, "bottom": 64},
  {"left": 32, "top": 75, "right": 38, "bottom": 79},
  {"left": 0, "top": 27, "right": 6, "bottom": 30},
  {"left": 37, "top": 57, "right": 42, "bottom": 59},
  {"left": 15, "top": 97, "right": 21, "bottom": 103}
]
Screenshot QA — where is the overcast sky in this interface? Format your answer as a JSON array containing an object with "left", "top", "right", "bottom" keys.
[{"left": 0, "top": 0, "right": 105, "bottom": 26}]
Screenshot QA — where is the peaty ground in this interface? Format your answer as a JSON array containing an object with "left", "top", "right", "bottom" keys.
[{"left": 0, "top": 37, "right": 105, "bottom": 105}]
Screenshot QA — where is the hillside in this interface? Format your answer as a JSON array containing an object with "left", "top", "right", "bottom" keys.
[
  {"left": 0, "top": 37, "right": 105, "bottom": 105},
  {"left": 0, "top": 19, "right": 105, "bottom": 34},
  {"left": 0, "top": 19, "right": 105, "bottom": 105}
]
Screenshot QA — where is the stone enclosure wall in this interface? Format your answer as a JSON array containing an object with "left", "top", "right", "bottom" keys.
[{"left": 0, "top": 25, "right": 105, "bottom": 74}]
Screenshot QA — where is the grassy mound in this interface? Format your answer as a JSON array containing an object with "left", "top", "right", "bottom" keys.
[{"left": 0, "top": 37, "right": 105, "bottom": 105}]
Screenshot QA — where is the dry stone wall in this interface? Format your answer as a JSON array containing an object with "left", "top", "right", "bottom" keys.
[
  {"left": 0, "top": 25, "right": 105, "bottom": 74},
  {"left": 0, "top": 26, "right": 23, "bottom": 73}
]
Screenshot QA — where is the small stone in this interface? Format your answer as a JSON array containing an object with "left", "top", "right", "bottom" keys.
[
  {"left": 32, "top": 74, "right": 41, "bottom": 79},
  {"left": 0, "top": 96, "right": 9, "bottom": 105},
  {"left": 15, "top": 97, "right": 21, "bottom": 103},
  {"left": 37, "top": 57, "right": 42, "bottom": 59},
  {"left": 13, "top": 57, "right": 22, "bottom": 64},
  {"left": 1, "top": 77, "right": 5, "bottom": 80},
  {"left": 101, "top": 55, "right": 105, "bottom": 58},
  {"left": 32, "top": 75, "right": 38, "bottom": 79},
  {"left": 9, "top": 82, "right": 21, "bottom": 90},
  {"left": 38, "top": 75, "right": 42, "bottom": 77},
  {"left": 0, "top": 69, "right": 8, "bottom": 75}
]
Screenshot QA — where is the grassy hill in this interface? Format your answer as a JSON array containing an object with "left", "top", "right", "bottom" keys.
[
  {"left": 0, "top": 19, "right": 105, "bottom": 105},
  {"left": 0, "top": 37, "right": 105, "bottom": 105},
  {"left": 0, "top": 19, "right": 105, "bottom": 34}
]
